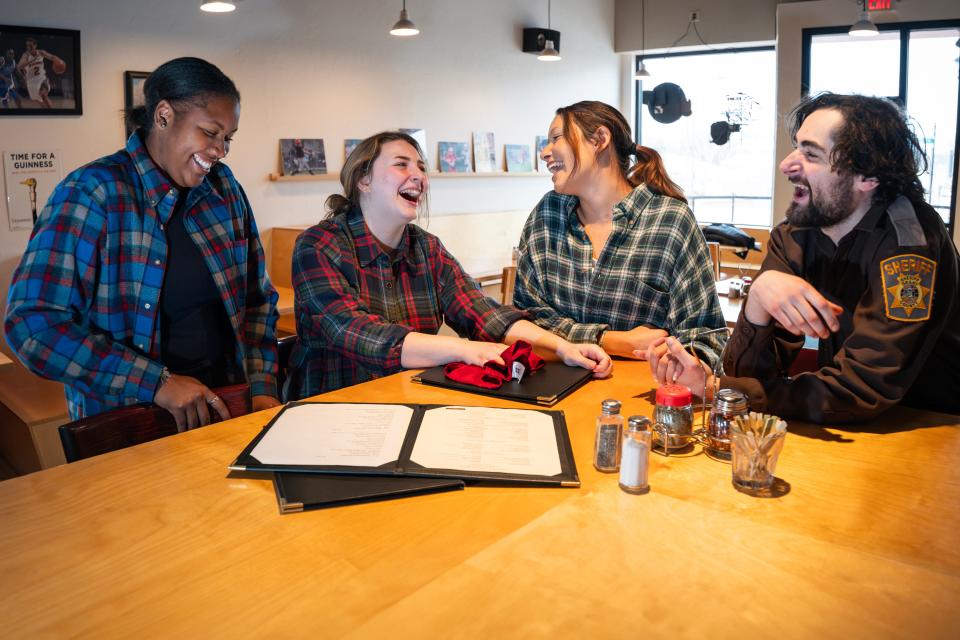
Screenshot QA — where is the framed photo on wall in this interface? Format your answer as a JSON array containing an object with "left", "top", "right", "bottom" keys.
[
  {"left": 279, "top": 139, "right": 327, "bottom": 176},
  {"left": 124, "top": 70, "right": 150, "bottom": 138},
  {"left": 0, "top": 24, "right": 82, "bottom": 116}
]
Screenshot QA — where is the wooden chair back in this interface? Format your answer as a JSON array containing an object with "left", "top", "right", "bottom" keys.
[
  {"left": 500, "top": 265, "right": 517, "bottom": 305},
  {"left": 707, "top": 241, "right": 721, "bottom": 281}
]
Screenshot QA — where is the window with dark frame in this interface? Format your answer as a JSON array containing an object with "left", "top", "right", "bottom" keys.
[{"left": 634, "top": 46, "right": 776, "bottom": 228}]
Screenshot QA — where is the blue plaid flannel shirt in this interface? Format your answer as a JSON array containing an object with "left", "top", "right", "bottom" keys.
[{"left": 5, "top": 132, "right": 278, "bottom": 419}]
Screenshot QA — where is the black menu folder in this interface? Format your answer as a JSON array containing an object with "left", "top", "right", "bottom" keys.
[
  {"left": 411, "top": 361, "right": 593, "bottom": 406},
  {"left": 272, "top": 473, "right": 464, "bottom": 514},
  {"left": 230, "top": 402, "right": 580, "bottom": 487}
]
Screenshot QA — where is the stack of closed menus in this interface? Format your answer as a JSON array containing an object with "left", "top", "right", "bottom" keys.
[{"left": 230, "top": 402, "right": 580, "bottom": 513}]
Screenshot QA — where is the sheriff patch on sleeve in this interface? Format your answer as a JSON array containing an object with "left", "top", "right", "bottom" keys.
[{"left": 881, "top": 254, "right": 937, "bottom": 322}]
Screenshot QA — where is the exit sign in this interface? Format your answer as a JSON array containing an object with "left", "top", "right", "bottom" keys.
[{"left": 868, "top": 0, "right": 892, "bottom": 10}]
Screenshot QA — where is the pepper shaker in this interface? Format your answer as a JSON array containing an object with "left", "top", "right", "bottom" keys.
[{"left": 593, "top": 399, "right": 623, "bottom": 472}]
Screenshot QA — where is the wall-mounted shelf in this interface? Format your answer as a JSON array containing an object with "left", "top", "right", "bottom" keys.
[
  {"left": 430, "top": 171, "right": 549, "bottom": 179},
  {"left": 269, "top": 173, "right": 338, "bottom": 182},
  {"left": 268, "top": 171, "right": 550, "bottom": 182}
]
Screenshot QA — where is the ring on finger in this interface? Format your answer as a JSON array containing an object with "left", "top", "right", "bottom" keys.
[{"left": 206, "top": 396, "right": 220, "bottom": 406}]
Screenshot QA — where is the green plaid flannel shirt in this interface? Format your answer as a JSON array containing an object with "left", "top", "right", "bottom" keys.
[{"left": 513, "top": 185, "right": 726, "bottom": 366}]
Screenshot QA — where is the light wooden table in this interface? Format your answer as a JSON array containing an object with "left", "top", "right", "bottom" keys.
[{"left": 0, "top": 361, "right": 958, "bottom": 638}]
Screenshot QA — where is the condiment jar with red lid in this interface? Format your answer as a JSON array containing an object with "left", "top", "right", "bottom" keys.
[{"left": 654, "top": 384, "right": 694, "bottom": 452}]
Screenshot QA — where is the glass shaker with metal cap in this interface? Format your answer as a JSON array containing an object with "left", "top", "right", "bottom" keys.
[
  {"left": 593, "top": 399, "right": 623, "bottom": 472},
  {"left": 619, "top": 415, "right": 652, "bottom": 494},
  {"left": 705, "top": 389, "right": 749, "bottom": 461},
  {"left": 653, "top": 384, "right": 694, "bottom": 452}
]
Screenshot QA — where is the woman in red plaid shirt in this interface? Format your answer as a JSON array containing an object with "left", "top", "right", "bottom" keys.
[{"left": 287, "top": 131, "right": 612, "bottom": 398}]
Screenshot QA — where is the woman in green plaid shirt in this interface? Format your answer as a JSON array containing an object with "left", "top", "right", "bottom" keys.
[{"left": 513, "top": 101, "right": 726, "bottom": 367}]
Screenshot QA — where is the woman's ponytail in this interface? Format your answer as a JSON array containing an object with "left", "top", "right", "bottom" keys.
[
  {"left": 325, "top": 193, "right": 353, "bottom": 218},
  {"left": 626, "top": 144, "right": 687, "bottom": 203}
]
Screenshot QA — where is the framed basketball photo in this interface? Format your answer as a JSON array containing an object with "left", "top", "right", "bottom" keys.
[
  {"left": 123, "top": 70, "right": 150, "bottom": 138},
  {"left": 0, "top": 25, "right": 82, "bottom": 116}
]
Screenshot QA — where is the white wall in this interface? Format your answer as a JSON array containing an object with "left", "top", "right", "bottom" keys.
[
  {"left": 0, "top": 0, "right": 620, "bottom": 349},
  {"left": 614, "top": 0, "right": 783, "bottom": 52},
  {"left": 775, "top": 0, "right": 960, "bottom": 250}
]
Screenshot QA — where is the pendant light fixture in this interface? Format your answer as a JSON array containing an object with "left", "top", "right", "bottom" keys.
[
  {"left": 538, "top": 1, "right": 562, "bottom": 61},
  {"left": 849, "top": 0, "right": 879, "bottom": 37},
  {"left": 538, "top": 39, "right": 561, "bottom": 62},
  {"left": 390, "top": 0, "right": 420, "bottom": 37},
  {"left": 200, "top": 0, "right": 236, "bottom": 12},
  {"left": 634, "top": 0, "right": 651, "bottom": 79}
]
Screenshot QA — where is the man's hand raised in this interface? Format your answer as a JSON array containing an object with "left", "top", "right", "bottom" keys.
[{"left": 745, "top": 270, "right": 843, "bottom": 339}]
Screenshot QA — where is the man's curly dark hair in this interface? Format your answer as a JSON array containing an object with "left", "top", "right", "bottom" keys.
[{"left": 789, "top": 93, "right": 928, "bottom": 205}]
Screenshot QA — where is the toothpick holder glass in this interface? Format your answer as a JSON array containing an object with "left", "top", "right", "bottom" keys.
[{"left": 731, "top": 429, "right": 786, "bottom": 492}]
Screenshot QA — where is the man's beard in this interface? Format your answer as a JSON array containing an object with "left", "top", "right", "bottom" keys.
[{"left": 785, "top": 173, "right": 857, "bottom": 228}]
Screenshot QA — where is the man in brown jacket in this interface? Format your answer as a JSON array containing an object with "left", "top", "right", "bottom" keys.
[{"left": 648, "top": 93, "right": 960, "bottom": 424}]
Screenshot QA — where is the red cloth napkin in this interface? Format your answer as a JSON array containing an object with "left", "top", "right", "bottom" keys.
[{"left": 443, "top": 341, "right": 545, "bottom": 389}]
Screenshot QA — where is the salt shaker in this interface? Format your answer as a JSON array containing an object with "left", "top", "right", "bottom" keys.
[
  {"left": 653, "top": 384, "right": 694, "bottom": 452},
  {"left": 619, "top": 415, "right": 652, "bottom": 494},
  {"left": 593, "top": 399, "right": 623, "bottom": 472}
]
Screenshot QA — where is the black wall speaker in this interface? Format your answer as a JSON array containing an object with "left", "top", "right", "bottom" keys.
[{"left": 522, "top": 28, "right": 561, "bottom": 53}]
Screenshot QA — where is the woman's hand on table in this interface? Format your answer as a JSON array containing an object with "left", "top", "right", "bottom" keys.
[
  {"left": 556, "top": 340, "right": 613, "bottom": 378},
  {"left": 401, "top": 333, "right": 507, "bottom": 369},
  {"left": 459, "top": 340, "right": 510, "bottom": 367},
  {"left": 154, "top": 374, "right": 232, "bottom": 431}
]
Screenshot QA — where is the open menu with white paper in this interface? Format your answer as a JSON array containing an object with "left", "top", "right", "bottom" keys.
[{"left": 230, "top": 402, "right": 579, "bottom": 487}]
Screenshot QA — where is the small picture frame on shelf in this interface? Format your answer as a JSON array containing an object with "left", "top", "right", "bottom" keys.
[
  {"left": 344, "top": 138, "right": 362, "bottom": 162},
  {"left": 438, "top": 141, "right": 471, "bottom": 173},
  {"left": 505, "top": 144, "right": 533, "bottom": 172},
  {"left": 123, "top": 70, "right": 149, "bottom": 138},
  {"left": 473, "top": 131, "right": 496, "bottom": 173},
  {"left": 535, "top": 136, "right": 550, "bottom": 173},
  {"left": 279, "top": 138, "right": 326, "bottom": 176}
]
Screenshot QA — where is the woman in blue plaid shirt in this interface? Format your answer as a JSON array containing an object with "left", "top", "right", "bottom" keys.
[
  {"left": 513, "top": 101, "right": 726, "bottom": 366},
  {"left": 5, "top": 58, "right": 279, "bottom": 429}
]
